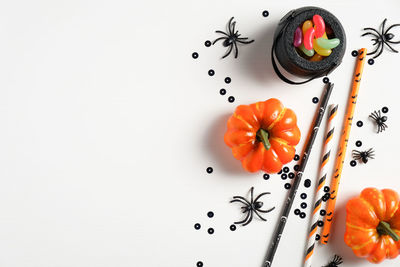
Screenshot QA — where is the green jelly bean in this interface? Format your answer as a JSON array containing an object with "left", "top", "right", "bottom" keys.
[
  {"left": 299, "top": 43, "right": 315, "bottom": 57},
  {"left": 316, "top": 38, "right": 340, "bottom": 49}
]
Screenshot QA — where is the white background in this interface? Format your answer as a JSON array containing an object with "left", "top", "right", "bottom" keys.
[{"left": 1, "top": 0, "right": 400, "bottom": 266}]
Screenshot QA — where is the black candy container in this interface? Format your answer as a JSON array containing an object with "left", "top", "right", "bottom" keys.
[{"left": 272, "top": 6, "right": 346, "bottom": 84}]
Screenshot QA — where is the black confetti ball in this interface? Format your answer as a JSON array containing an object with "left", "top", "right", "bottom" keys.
[
  {"left": 197, "top": 261, "right": 204, "bottom": 267},
  {"left": 301, "top": 202, "right": 307, "bottom": 209},
  {"left": 294, "top": 154, "right": 300, "bottom": 161},
  {"left": 300, "top": 193, "right": 307, "bottom": 199},
  {"left": 281, "top": 173, "right": 287, "bottom": 180},
  {"left": 320, "top": 209, "right": 326, "bottom": 216},
  {"left": 382, "top": 106, "right": 389, "bottom": 113},
  {"left": 263, "top": 173, "right": 270, "bottom": 180},
  {"left": 194, "top": 223, "right": 201, "bottom": 230},
  {"left": 368, "top": 58, "right": 374, "bottom": 65},
  {"left": 283, "top": 167, "right": 290, "bottom": 173},
  {"left": 207, "top": 211, "right": 214, "bottom": 218},
  {"left": 230, "top": 224, "right": 236, "bottom": 231},
  {"left": 278, "top": 169, "right": 283, "bottom": 175},
  {"left": 207, "top": 228, "right": 214, "bottom": 234},
  {"left": 294, "top": 209, "right": 301, "bottom": 215},
  {"left": 219, "top": 88, "right": 226, "bottom": 95},
  {"left": 357, "top": 120, "right": 363, "bottom": 127},
  {"left": 284, "top": 183, "right": 291, "bottom": 189},
  {"left": 312, "top": 97, "right": 319, "bottom": 104},
  {"left": 262, "top": 10, "right": 269, "bottom": 17},
  {"left": 208, "top": 69, "right": 215, "bottom": 76},
  {"left": 356, "top": 140, "right": 362, "bottom": 147},
  {"left": 206, "top": 167, "right": 213, "bottom": 173},
  {"left": 288, "top": 172, "right": 295, "bottom": 179},
  {"left": 324, "top": 186, "right": 330, "bottom": 193},
  {"left": 304, "top": 179, "right": 311, "bottom": 188},
  {"left": 225, "top": 77, "right": 231, "bottom": 84},
  {"left": 300, "top": 212, "right": 306, "bottom": 219},
  {"left": 317, "top": 220, "right": 324, "bottom": 227},
  {"left": 204, "top": 40, "right": 211, "bottom": 47},
  {"left": 323, "top": 77, "right": 329, "bottom": 84},
  {"left": 351, "top": 50, "right": 358, "bottom": 57},
  {"left": 315, "top": 234, "right": 321, "bottom": 241},
  {"left": 192, "top": 52, "right": 199, "bottom": 59},
  {"left": 228, "top": 96, "right": 235, "bottom": 103},
  {"left": 350, "top": 160, "right": 357, "bottom": 167}
]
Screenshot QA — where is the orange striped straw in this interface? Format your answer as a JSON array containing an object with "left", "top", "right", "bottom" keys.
[{"left": 321, "top": 48, "right": 367, "bottom": 244}]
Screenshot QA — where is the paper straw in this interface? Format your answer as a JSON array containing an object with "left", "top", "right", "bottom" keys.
[
  {"left": 303, "top": 104, "right": 338, "bottom": 267},
  {"left": 321, "top": 48, "right": 367, "bottom": 244},
  {"left": 263, "top": 82, "right": 334, "bottom": 267}
]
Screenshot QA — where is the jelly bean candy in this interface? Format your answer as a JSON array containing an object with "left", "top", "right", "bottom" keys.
[
  {"left": 316, "top": 38, "right": 340, "bottom": 49},
  {"left": 302, "top": 20, "right": 313, "bottom": 35},
  {"left": 313, "top": 14, "right": 325, "bottom": 38},
  {"left": 293, "top": 27, "right": 302, "bottom": 47},
  {"left": 313, "top": 38, "right": 332, "bottom": 56},
  {"left": 304, "top": 27, "right": 315, "bottom": 50},
  {"left": 310, "top": 53, "right": 324, "bottom": 62},
  {"left": 299, "top": 43, "right": 315, "bottom": 57}
]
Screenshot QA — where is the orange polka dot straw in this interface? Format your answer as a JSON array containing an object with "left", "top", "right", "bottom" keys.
[{"left": 321, "top": 48, "right": 367, "bottom": 244}]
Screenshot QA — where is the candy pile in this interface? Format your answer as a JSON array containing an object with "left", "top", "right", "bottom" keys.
[{"left": 293, "top": 15, "right": 340, "bottom": 61}]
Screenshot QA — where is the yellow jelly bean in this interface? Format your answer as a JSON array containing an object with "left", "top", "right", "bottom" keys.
[{"left": 302, "top": 20, "right": 313, "bottom": 35}]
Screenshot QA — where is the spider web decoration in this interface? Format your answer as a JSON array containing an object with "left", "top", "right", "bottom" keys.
[{"left": 362, "top": 18, "right": 400, "bottom": 59}]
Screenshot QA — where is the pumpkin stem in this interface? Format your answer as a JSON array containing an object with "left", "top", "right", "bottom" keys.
[
  {"left": 376, "top": 221, "right": 400, "bottom": 241},
  {"left": 256, "top": 128, "right": 271, "bottom": 150}
]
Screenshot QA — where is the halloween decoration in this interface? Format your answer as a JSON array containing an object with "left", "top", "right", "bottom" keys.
[
  {"left": 352, "top": 148, "right": 375, "bottom": 163},
  {"left": 369, "top": 110, "right": 388, "bottom": 133},
  {"left": 323, "top": 255, "right": 343, "bottom": 267}
]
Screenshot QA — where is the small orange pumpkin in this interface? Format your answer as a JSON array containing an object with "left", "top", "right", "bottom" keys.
[{"left": 344, "top": 188, "right": 400, "bottom": 263}]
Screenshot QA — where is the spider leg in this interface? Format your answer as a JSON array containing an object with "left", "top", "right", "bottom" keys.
[
  {"left": 381, "top": 18, "right": 387, "bottom": 36},
  {"left": 234, "top": 210, "right": 251, "bottom": 225},
  {"left": 222, "top": 44, "right": 233, "bottom": 59},
  {"left": 373, "top": 41, "right": 385, "bottom": 58},
  {"left": 367, "top": 42, "right": 382, "bottom": 56},
  {"left": 250, "top": 187, "right": 254, "bottom": 203},
  {"left": 387, "top": 39, "right": 400, "bottom": 44},
  {"left": 231, "top": 196, "right": 251, "bottom": 206},
  {"left": 234, "top": 41, "right": 239, "bottom": 58},
  {"left": 236, "top": 39, "right": 255, "bottom": 44},
  {"left": 361, "top": 32, "right": 380, "bottom": 39},
  {"left": 363, "top": 27, "right": 382, "bottom": 37},
  {"left": 230, "top": 199, "right": 250, "bottom": 208},
  {"left": 353, "top": 150, "right": 361, "bottom": 154},
  {"left": 215, "top": 30, "right": 230, "bottom": 37},
  {"left": 256, "top": 206, "right": 275, "bottom": 213},
  {"left": 384, "top": 40, "right": 399, "bottom": 53},
  {"left": 253, "top": 210, "right": 267, "bottom": 221},
  {"left": 384, "top": 23, "right": 400, "bottom": 35},
  {"left": 253, "top": 192, "right": 271, "bottom": 203},
  {"left": 369, "top": 113, "right": 378, "bottom": 120},
  {"left": 212, "top": 37, "right": 227, "bottom": 45},
  {"left": 371, "top": 38, "right": 379, "bottom": 45},
  {"left": 227, "top": 17, "right": 234, "bottom": 36},
  {"left": 242, "top": 211, "right": 254, "bottom": 226},
  {"left": 231, "top": 21, "right": 236, "bottom": 36}
]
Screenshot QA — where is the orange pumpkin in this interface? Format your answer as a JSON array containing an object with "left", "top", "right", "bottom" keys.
[
  {"left": 344, "top": 188, "right": 400, "bottom": 263},
  {"left": 224, "top": 98, "right": 300, "bottom": 173}
]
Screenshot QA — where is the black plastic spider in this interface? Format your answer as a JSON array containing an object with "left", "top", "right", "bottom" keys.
[
  {"left": 230, "top": 187, "right": 275, "bottom": 226},
  {"left": 213, "top": 17, "right": 254, "bottom": 59},
  {"left": 353, "top": 148, "right": 375, "bottom": 164},
  {"left": 362, "top": 18, "right": 400, "bottom": 59},
  {"left": 369, "top": 110, "right": 388, "bottom": 133},
  {"left": 323, "top": 255, "right": 343, "bottom": 267}
]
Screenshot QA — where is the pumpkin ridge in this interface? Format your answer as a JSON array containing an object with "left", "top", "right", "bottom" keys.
[
  {"left": 346, "top": 222, "right": 375, "bottom": 232},
  {"left": 233, "top": 114, "right": 255, "bottom": 130},
  {"left": 269, "top": 137, "right": 289, "bottom": 146},
  {"left": 359, "top": 196, "right": 380, "bottom": 219},
  {"left": 267, "top": 108, "right": 286, "bottom": 131}
]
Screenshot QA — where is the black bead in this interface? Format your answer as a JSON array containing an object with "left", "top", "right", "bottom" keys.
[
  {"left": 288, "top": 172, "right": 295, "bottom": 179},
  {"left": 351, "top": 50, "right": 358, "bottom": 57},
  {"left": 304, "top": 179, "right": 311, "bottom": 188},
  {"left": 192, "top": 52, "right": 199, "bottom": 59},
  {"left": 207, "top": 228, "right": 214, "bottom": 234},
  {"left": 197, "top": 261, "right": 204, "bottom": 267},
  {"left": 278, "top": 169, "right": 283, "bottom": 174},
  {"left": 228, "top": 96, "right": 235, "bottom": 103},
  {"left": 230, "top": 224, "right": 236, "bottom": 231},
  {"left": 324, "top": 186, "right": 330, "bottom": 193},
  {"left": 315, "top": 234, "right": 321, "bottom": 241},
  {"left": 263, "top": 173, "right": 270, "bottom": 180},
  {"left": 208, "top": 69, "right": 215, "bottom": 76},
  {"left": 224, "top": 77, "right": 231, "bottom": 84},
  {"left": 206, "top": 167, "right": 213, "bottom": 173},
  {"left": 356, "top": 120, "right": 363, "bottom": 127},
  {"left": 350, "top": 160, "right": 357, "bottom": 167},
  {"left": 281, "top": 173, "right": 287, "bottom": 180},
  {"left": 194, "top": 223, "right": 201, "bottom": 230},
  {"left": 320, "top": 209, "right": 326, "bottom": 216},
  {"left": 300, "top": 193, "right": 307, "bottom": 199},
  {"left": 283, "top": 167, "right": 290, "bottom": 173},
  {"left": 300, "top": 212, "right": 306, "bottom": 219},
  {"left": 294, "top": 209, "right": 301, "bottom": 215},
  {"left": 294, "top": 154, "right": 300, "bottom": 161},
  {"left": 300, "top": 202, "right": 307, "bottom": 209},
  {"left": 204, "top": 40, "right": 211, "bottom": 47},
  {"left": 382, "top": 106, "right": 389, "bottom": 113},
  {"left": 356, "top": 140, "right": 362, "bottom": 147},
  {"left": 207, "top": 211, "right": 214, "bottom": 218},
  {"left": 312, "top": 97, "right": 319, "bottom": 104},
  {"left": 322, "top": 77, "right": 329, "bottom": 84},
  {"left": 262, "top": 10, "right": 269, "bottom": 17},
  {"left": 284, "top": 183, "right": 291, "bottom": 189},
  {"left": 219, "top": 88, "right": 226, "bottom": 95},
  {"left": 368, "top": 58, "right": 374, "bottom": 65},
  {"left": 317, "top": 220, "right": 324, "bottom": 227}
]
